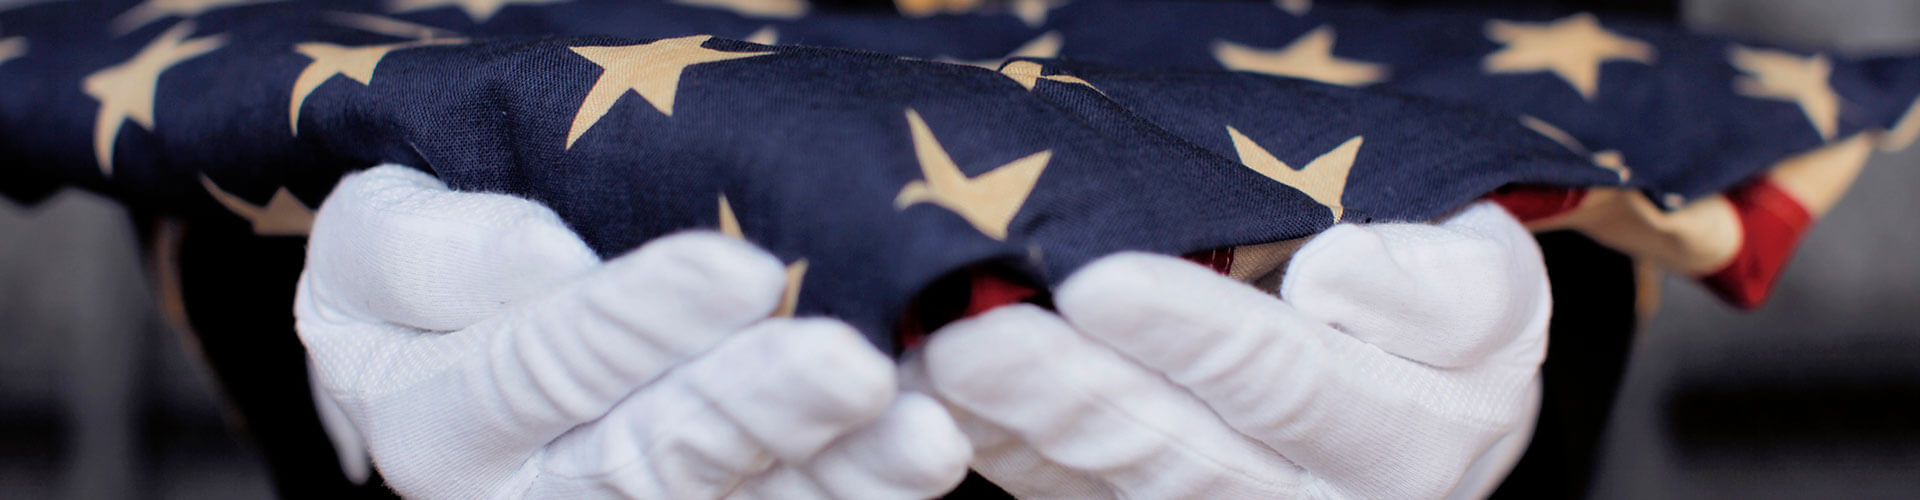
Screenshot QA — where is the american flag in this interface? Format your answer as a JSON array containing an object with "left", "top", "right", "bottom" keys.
[{"left": 2, "top": 0, "right": 1915, "bottom": 351}]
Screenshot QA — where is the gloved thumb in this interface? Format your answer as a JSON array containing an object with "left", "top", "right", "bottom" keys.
[
  {"left": 1279, "top": 201, "right": 1547, "bottom": 368},
  {"left": 308, "top": 164, "right": 600, "bottom": 332}
]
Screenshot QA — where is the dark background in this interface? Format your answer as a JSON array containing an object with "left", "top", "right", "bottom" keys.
[{"left": 3, "top": 0, "right": 1918, "bottom": 498}]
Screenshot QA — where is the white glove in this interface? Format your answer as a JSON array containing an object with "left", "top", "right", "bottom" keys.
[
  {"left": 295, "top": 165, "right": 971, "bottom": 499},
  {"left": 919, "top": 201, "right": 1549, "bottom": 499}
]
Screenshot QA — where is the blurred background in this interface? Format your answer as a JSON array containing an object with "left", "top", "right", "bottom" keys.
[{"left": 2, "top": 0, "right": 1917, "bottom": 498}]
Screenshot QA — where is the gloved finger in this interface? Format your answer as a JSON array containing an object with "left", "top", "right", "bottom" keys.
[
  {"left": 307, "top": 359, "right": 370, "bottom": 485},
  {"left": 300, "top": 232, "right": 790, "bottom": 498},
  {"left": 799, "top": 392, "right": 970, "bottom": 499},
  {"left": 520, "top": 378, "right": 772, "bottom": 500},
  {"left": 308, "top": 164, "right": 599, "bottom": 331},
  {"left": 725, "top": 465, "right": 827, "bottom": 500},
  {"left": 900, "top": 353, "right": 1112, "bottom": 499},
  {"left": 529, "top": 318, "right": 898, "bottom": 499},
  {"left": 681, "top": 318, "right": 897, "bottom": 464},
  {"left": 925, "top": 305, "right": 1299, "bottom": 499},
  {"left": 729, "top": 393, "right": 971, "bottom": 500},
  {"left": 951, "top": 407, "right": 1116, "bottom": 499},
  {"left": 458, "top": 231, "right": 789, "bottom": 443},
  {"left": 1278, "top": 200, "right": 1549, "bottom": 368},
  {"left": 1445, "top": 376, "right": 1541, "bottom": 500},
  {"left": 1055, "top": 253, "right": 1535, "bottom": 499}
]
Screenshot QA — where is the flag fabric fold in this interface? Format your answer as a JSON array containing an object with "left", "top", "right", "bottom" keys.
[{"left": 2, "top": 0, "right": 1914, "bottom": 350}]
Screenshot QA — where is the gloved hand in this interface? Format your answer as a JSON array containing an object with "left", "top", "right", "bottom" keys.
[
  {"left": 295, "top": 165, "right": 971, "bottom": 500},
  {"left": 918, "top": 201, "right": 1548, "bottom": 499}
]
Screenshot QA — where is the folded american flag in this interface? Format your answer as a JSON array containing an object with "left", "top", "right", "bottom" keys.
[{"left": 2, "top": 0, "right": 1914, "bottom": 351}]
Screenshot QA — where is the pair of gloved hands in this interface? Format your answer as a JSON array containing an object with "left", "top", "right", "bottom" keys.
[{"left": 294, "top": 165, "right": 1550, "bottom": 499}]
